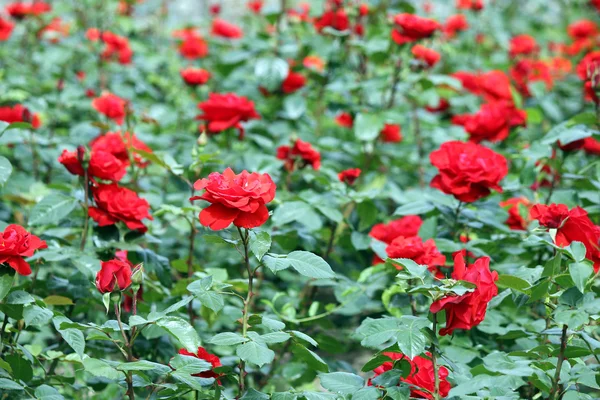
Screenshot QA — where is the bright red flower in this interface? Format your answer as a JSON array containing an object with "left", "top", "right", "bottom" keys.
[
  {"left": 510, "top": 59, "right": 553, "bottom": 97},
  {"left": 443, "top": 14, "right": 468, "bottom": 38},
  {"left": 386, "top": 236, "right": 446, "bottom": 277},
  {"left": 369, "top": 216, "right": 423, "bottom": 245},
  {"left": 190, "top": 168, "right": 276, "bottom": 230},
  {"left": 211, "top": 18, "right": 243, "bottom": 39},
  {"left": 176, "top": 347, "right": 222, "bottom": 380},
  {"left": 179, "top": 34, "right": 208, "bottom": 59},
  {"left": 425, "top": 98, "right": 450, "bottom": 113},
  {"left": 209, "top": 4, "right": 220, "bottom": 15},
  {"left": 477, "top": 70, "right": 513, "bottom": 103},
  {"left": 359, "top": 3, "right": 369, "bottom": 16},
  {"left": 338, "top": 168, "right": 361, "bottom": 185},
  {"left": 247, "top": 0, "right": 264, "bottom": 14},
  {"left": 453, "top": 102, "right": 526, "bottom": 143},
  {"left": 276, "top": 139, "right": 321, "bottom": 171},
  {"left": 197, "top": 93, "right": 260, "bottom": 138},
  {"left": 335, "top": 112, "right": 353, "bottom": 128},
  {"left": 583, "top": 137, "right": 600, "bottom": 154},
  {"left": 452, "top": 71, "right": 481, "bottom": 95},
  {"left": 371, "top": 352, "right": 451, "bottom": 399},
  {"left": 576, "top": 50, "right": 600, "bottom": 80},
  {"left": 509, "top": 34, "right": 538, "bottom": 58},
  {"left": 391, "top": 13, "right": 440, "bottom": 45},
  {"left": 287, "top": 3, "right": 311, "bottom": 22},
  {"left": 568, "top": 19, "right": 598, "bottom": 40},
  {"left": 89, "top": 183, "right": 153, "bottom": 232},
  {"left": 430, "top": 253, "right": 498, "bottom": 335},
  {"left": 92, "top": 93, "right": 127, "bottom": 125},
  {"left": 281, "top": 71, "right": 306, "bottom": 94},
  {"left": 380, "top": 123, "right": 402, "bottom": 143},
  {"left": 6, "top": 1, "right": 51, "bottom": 19},
  {"left": 99, "top": 31, "right": 133, "bottom": 64},
  {"left": 531, "top": 204, "right": 600, "bottom": 271},
  {"left": 39, "top": 18, "right": 70, "bottom": 43},
  {"left": 90, "top": 131, "right": 152, "bottom": 168},
  {"left": 500, "top": 197, "right": 531, "bottom": 230},
  {"left": 411, "top": 44, "right": 440, "bottom": 67},
  {"left": 180, "top": 68, "right": 211, "bottom": 86},
  {"left": 0, "top": 104, "right": 41, "bottom": 128},
  {"left": 95, "top": 259, "right": 132, "bottom": 293},
  {"left": 584, "top": 80, "right": 599, "bottom": 104},
  {"left": 456, "top": 0, "right": 483, "bottom": 10},
  {"left": 314, "top": 9, "right": 350, "bottom": 32},
  {"left": 0, "top": 225, "right": 47, "bottom": 276},
  {"left": 0, "top": 17, "right": 14, "bottom": 41},
  {"left": 430, "top": 141, "right": 508, "bottom": 202},
  {"left": 58, "top": 148, "right": 128, "bottom": 182}
]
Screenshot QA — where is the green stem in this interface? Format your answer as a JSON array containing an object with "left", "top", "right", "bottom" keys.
[
  {"left": 549, "top": 325, "right": 568, "bottom": 400},
  {"left": 430, "top": 313, "right": 440, "bottom": 400},
  {"left": 237, "top": 227, "right": 253, "bottom": 397}
]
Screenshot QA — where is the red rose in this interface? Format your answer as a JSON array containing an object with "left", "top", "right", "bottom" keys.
[
  {"left": 281, "top": 71, "right": 306, "bottom": 94},
  {"left": 379, "top": 123, "right": 402, "bottom": 143},
  {"left": 180, "top": 68, "right": 211, "bottom": 86},
  {"left": 209, "top": 4, "right": 220, "bottom": 15},
  {"left": 0, "top": 224, "right": 47, "bottom": 276},
  {"left": 197, "top": 93, "right": 260, "bottom": 138},
  {"left": 179, "top": 34, "right": 208, "bottom": 59},
  {"left": 499, "top": 197, "right": 531, "bottom": 230},
  {"left": 175, "top": 347, "right": 222, "bottom": 380},
  {"left": 411, "top": 44, "right": 440, "bottom": 67},
  {"left": 247, "top": 0, "right": 264, "bottom": 14},
  {"left": 359, "top": 3, "right": 369, "bottom": 16},
  {"left": 95, "top": 259, "right": 132, "bottom": 293},
  {"left": 430, "top": 253, "right": 498, "bottom": 335},
  {"left": 89, "top": 183, "right": 153, "bottom": 232},
  {"left": 100, "top": 31, "right": 133, "bottom": 64},
  {"left": 454, "top": 102, "right": 526, "bottom": 143},
  {"left": 314, "top": 9, "right": 350, "bottom": 32},
  {"left": 371, "top": 352, "right": 451, "bottom": 399},
  {"left": 477, "top": 70, "right": 513, "bottom": 103},
  {"left": 386, "top": 236, "right": 446, "bottom": 277},
  {"left": 576, "top": 51, "right": 600, "bottom": 80},
  {"left": 211, "top": 18, "right": 243, "bottom": 39},
  {"left": 6, "top": 1, "right": 51, "bottom": 19},
  {"left": 568, "top": 19, "right": 598, "bottom": 40},
  {"left": 58, "top": 148, "right": 128, "bottom": 182},
  {"left": 452, "top": 71, "right": 481, "bottom": 95},
  {"left": 584, "top": 80, "right": 599, "bottom": 104},
  {"left": 369, "top": 216, "right": 423, "bottom": 244},
  {"left": 509, "top": 34, "right": 538, "bottom": 58},
  {"left": 335, "top": 112, "right": 353, "bottom": 128},
  {"left": 276, "top": 139, "right": 321, "bottom": 171},
  {"left": 443, "top": 14, "right": 468, "bottom": 38},
  {"left": 510, "top": 59, "right": 553, "bottom": 97},
  {"left": 0, "top": 104, "right": 41, "bottom": 128},
  {"left": 0, "top": 17, "right": 14, "bottom": 41},
  {"left": 39, "top": 18, "right": 70, "bottom": 43},
  {"left": 425, "top": 98, "right": 450, "bottom": 113},
  {"left": 338, "top": 168, "right": 361, "bottom": 185},
  {"left": 90, "top": 131, "right": 152, "bottom": 168},
  {"left": 190, "top": 168, "right": 276, "bottom": 230},
  {"left": 430, "top": 141, "right": 508, "bottom": 202},
  {"left": 391, "top": 13, "right": 440, "bottom": 45},
  {"left": 456, "top": 0, "right": 483, "bottom": 10},
  {"left": 583, "top": 137, "right": 600, "bottom": 154},
  {"left": 530, "top": 204, "right": 600, "bottom": 271},
  {"left": 92, "top": 93, "right": 127, "bottom": 125}
]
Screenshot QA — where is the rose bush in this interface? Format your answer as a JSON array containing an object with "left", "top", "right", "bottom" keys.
[{"left": 0, "top": 0, "right": 599, "bottom": 399}]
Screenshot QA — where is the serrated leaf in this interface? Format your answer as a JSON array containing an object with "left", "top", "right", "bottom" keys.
[
  {"left": 236, "top": 341, "right": 275, "bottom": 367},
  {"left": 209, "top": 332, "right": 248, "bottom": 345},
  {"left": 0, "top": 156, "right": 12, "bottom": 187},
  {"left": 287, "top": 251, "right": 335, "bottom": 279},
  {"left": 319, "top": 372, "right": 364, "bottom": 394},
  {"left": 156, "top": 316, "right": 201, "bottom": 353},
  {"left": 249, "top": 231, "right": 271, "bottom": 261},
  {"left": 29, "top": 193, "right": 78, "bottom": 226}
]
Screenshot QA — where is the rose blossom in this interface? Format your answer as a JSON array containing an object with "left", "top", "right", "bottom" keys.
[
  {"left": 0, "top": 225, "right": 47, "bottom": 276},
  {"left": 95, "top": 259, "right": 132, "bottom": 293},
  {"left": 499, "top": 197, "right": 531, "bottom": 230},
  {"left": 338, "top": 168, "right": 361, "bottom": 185},
  {"left": 276, "top": 139, "right": 321, "bottom": 171},
  {"left": 391, "top": 13, "right": 440, "bottom": 45},
  {"left": 92, "top": 93, "right": 127, "bottom": 125},
  {"left": 281, "top": 71, "right": 306, "bottom": 94},
  {"left": 0, "top": 17, "right": 14, "bottom": 41},
  {"left": 190, "top": 168, "right": 276, "bottom": 230},
  {"left": 197, "top": 93, "right": 260, "bottom": 138},
  {"left": 509, "top": 34, "right": 538, "bottom": 58},
  {"left": 430, "top": 252, "right": 499, "bottom": 335},
  {"left": 379, "top": 123, "right": 402, "bottom": 143},
  {"left": 180, "top": 68, "right": 211, "bottom": 86},
  {"left": 174, "top": 347, "right": 222, "bottom": 380},
  {"left": 386, "top": 236, "right": 446, "bottom": 277},
  {"left": 211, "top": 18, "right": 243, "bottom": 39},
  {"left": 411, "top": 44, "right": 441, "bottom": 67},
  {"left": 89, "top": 183, "right": 153, "bottom": 232}
]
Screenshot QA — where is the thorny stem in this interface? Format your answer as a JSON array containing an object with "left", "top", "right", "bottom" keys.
[
  {"left": 237, "top": 227, "right": 252, "bottom": 398},
  {"left": 430, "top": 312, "right": 440, "bottom": 400},
  {"left": 549, "top": 324, "right": 568, "bottom": 400}
]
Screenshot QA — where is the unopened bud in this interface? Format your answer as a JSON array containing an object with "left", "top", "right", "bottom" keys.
[{"left": 131, "top": 263, "right": 144, "bottom": 285}]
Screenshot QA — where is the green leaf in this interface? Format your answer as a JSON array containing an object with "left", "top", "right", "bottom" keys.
[
  {"left": 287, "top": 251, "right": 335, "bottom": 279},
  {"left": 394, "top": 202, "right": 434, "bottom": 216},
  {"left": 3, "top": 122, "right": 33, "bottom": 131},
  {"left": 354, "top": 113, "right": 384, "bottom": 141},
  {"left": 53, "top": 316, "right": 85, "bottom": 358},
  {"left": 568, "top": 241, "right": 587, "bottom": 263},
  {"left": 82, "top": 357, "right": 122, "bottom": 380},
  {"left": 236, "top": 340, "right": 275, "bottom": 367},
  {"left": 7, "top": 290, "right": 34, "bottom": 304},
  {"left": 0, "top": 156, "right": 12, "bottom": 187},
  {"left": 496, "top": 275, "right": 531, "bottom": 293},
  {"left": 156, "top": 316, "right": 201, "bottom": 353},
  {"left": 29, "top": 193, "right": 78, "bottom": 226},
  {"left": 263, "top": 255, "right": 291, "bottom": 273},
  {"left": 319, "top": 372, "right": 364, "bottom": 394},
  {"left": 35, "top": 384, "right": 64, "bottom": 400},
  {"left": 290, "top": 330, "right": 318, "bottom": 347},
  {"left": 0, "top": 378, "right": 24, "bottom": 390},
  {"left": 241, "top": 389, "right": 270, "bottom": 400},
  {"left": 23, "top": 304, "right": 53, "bottom": 327},
  {"left": 569, "top": 262, "right": 593, "bottom": 293},
  {"left": 209, "top": 332, "right": 249, "bottom": 345},
  {"left": 396, "top": 316, "right": 429, "bottom": 359},
  {"left": 169, "top": 354, "right": 212, "bottom": 374},
  {"left": 0, "top": 273, "right": 14, "bottom": 302},
  {"left": 291, "top": 343, "right": 328, "bottom": 372},
  {"left": 255, "top": 57, "right": 289, "bottom": 91},
  {"left": 249, "top": 231, "right": 271, "bottom": 261},
  {"left": 260, "top": 331, "right": 291, "bottom": 344},
  {"left": 116, "top": 360, "right": 171, "bottom": 374},
  {"left": 361, "top": 353, "right": 392, "bottom": 372},
  {"left": 5, "top": 354, "right": 33, "bottom": 383}
]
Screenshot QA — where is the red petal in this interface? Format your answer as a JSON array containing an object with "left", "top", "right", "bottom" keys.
[
  {"left": 199, "top": 203, "right": 239, "bottom": 230},
  {"left": 233, "top": 205, "right": 269, "bottom": 229}
]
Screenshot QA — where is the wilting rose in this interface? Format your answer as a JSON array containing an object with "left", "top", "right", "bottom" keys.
[
  {"left": 0, "top": 17, "right": 15, "bottom": 41},
  {"left": 281, "top": 71, "right": 306, "bottom": 94},
  {"left": 197, "top": 93, "right": 260, "bottom": 138},
  {"left": 391, "top": 13, "right": 440, "bottom": 45},
  {"left": 58, "top": 148, "right": 128, "bottom": 182},
  {"left": 0, "top": 104, "right": 41, "bottom": 128},
  {"left": 509, "top": 34, "right": 538, "bottom": 58},
  {"left": 276, "top": 139, "right": 321, "bottom": 171},
  {"left": 190, "top": 168, "right": 276, "bottom": 230},
  {"left": 530, "top": 204, "right": 600, "bottom": 271},
  {"left": 179, "top": 34, "right": 208, "bottom": 59},
  {"left": 314, "top": 8, "right": 350, "bottom": 32},
  {"left": 500, "top": 197, "right": 531, "bottom": 230},
  {"left": 338, "top": 168, "right": 361, "bottom": 185},
  {"left": 386, "top": 236, "right": 446, "bottom": 277},
  {"left": 95, "top": 259, "right": 132, "bottom": 293},
  {"left": 443, "top": 14, "right": 468, "bottom": 38},
  {"left": 430, "top": 140, "right": 508, "bottom": 202},
  {"left": 181, "top": 68, "right": 211, "bottom": 86},
  {"left": 371, "top": 352, "right": 451, "bottom": 399},
  {"left": 453, "top": 102, "right": 526, "bottom": 143},
  {"left": 335, "top": 112, "right": 353, "bottom": 128},
  {"left": 568, "top": 19, "right": 598, "bottom": 40},
  {"left": 0, "top": 224, "right": 47, "bottom": 276},
  {"left": 211, "top": 18, "right": 243, "bottom": 39},
  {"left": 380, "top": 123, "right": 402, "bottom": 143},
  {"left": 174, "top": 347, "right": 222, "bottom": 380},
  {"left": 92, "top": 93, "right": 127, "bottom": 125},
  {"left": 411, "top": 44, "right": 440, "bottom": 67},
  {"left": 430, "top": 253, "right": 498, "bottom": 335},
  {"left": 89, "top": 183, "right": 153, "bottom": 232}
]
